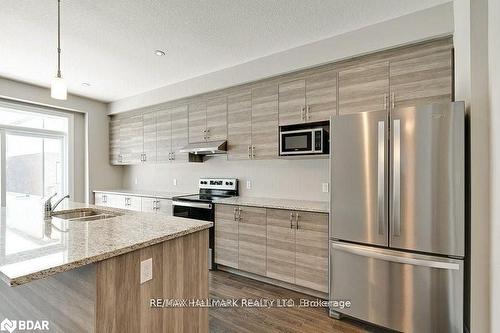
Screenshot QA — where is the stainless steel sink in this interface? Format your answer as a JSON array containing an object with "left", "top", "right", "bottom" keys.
[{"left": 51, "top": 209, "right": 119, "bottom": 221}]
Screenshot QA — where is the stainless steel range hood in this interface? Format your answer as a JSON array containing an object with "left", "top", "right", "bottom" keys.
[{"left": 179, "top": 140, "right": 227, "bottom": 157}]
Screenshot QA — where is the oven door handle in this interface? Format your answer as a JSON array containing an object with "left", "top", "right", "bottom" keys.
[{"left": 172, "top": 200, "right": 212, "bottom": 209}]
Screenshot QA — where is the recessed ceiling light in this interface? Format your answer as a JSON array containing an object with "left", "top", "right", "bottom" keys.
[
  {"left": 154, "top": 50, "right": 166, "bottom": 56},
  {"left": 81, "top": 82, "right": 91, "bottom": 87}
]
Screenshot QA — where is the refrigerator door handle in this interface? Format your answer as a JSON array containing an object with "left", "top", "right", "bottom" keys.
[
  {"left": 377, "top": 120, "right": 385, "bottom": 235},
  {"left": 392, "top": 119, "right": 401, "bottom": 236},
  {"left": 331, "top": 242, "right": 460, "bottom": 270}
]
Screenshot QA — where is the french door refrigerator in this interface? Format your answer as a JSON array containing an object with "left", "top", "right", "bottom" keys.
[{"left": 329, "top": 102, "right": 465, "bottom": 333}]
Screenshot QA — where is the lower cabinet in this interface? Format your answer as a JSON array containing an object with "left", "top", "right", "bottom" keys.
[
  {"left": 215, "top": 204, "right": 239, "bottom": 268},
  {"left": 215, "top": 204, "right": 329, "bottom": 293},
  {"left": 238, "top": 206, "right": 267, "bottom": 276},
  {"left": 141, "top": 197, "right": 172, "bottom": 215},
  {"left": 95, "top": 192, "right": 172, "bottom": 215},
  {"left": 293, "top": 211, "right": 329, "bottom": 292}
]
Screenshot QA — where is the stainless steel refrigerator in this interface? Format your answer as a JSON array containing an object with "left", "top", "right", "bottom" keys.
[{"left": 329, "top": 102, "right": 465, "bottom": 332}]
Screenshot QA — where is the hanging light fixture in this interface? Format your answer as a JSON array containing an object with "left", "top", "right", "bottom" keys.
[{"left": 51, "top": 0, "right": 67, "bottom": 100}]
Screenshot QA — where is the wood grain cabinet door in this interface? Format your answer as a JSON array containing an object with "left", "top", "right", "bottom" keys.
[
  {"left": 238, "top": 206, "right": 267, "bottom": 275},
  {"left": 142, "top": 112, "right": 157, "bottom": 163},
  {"left": 251, "top": 83, "right": 278, "bottom": 160},
  {"left": 294, "top": 211, "right": 329, "bottom": 292},
  {"left": 266, "top": 208, "right": 296, "bottom": 284},
  {"left": 170, "top": 105, "right": 189, "bottom": 163},
  {"left": 305, "top": 70, "right": 337, "bottom": 122},
  {"left": 206, "top": 96, "right": 227, "bottom": 142},
  {"left": 156, "top": 109, "right": 172, "bottom": 163},
  {"left": 390, "top": 48, "right": 453, "bottom": 109},
  {"left": 109, "top": 119, "right": 121, "bottom": 165},
  {"left": 215, "top": 204, "right": 239, "bottom": 268},
  {"left": 120, "top": 115, "right": 143, "bottom": 164},
  {"left": 188, "top": 101, "right": 207, "bottom": 143},
  {"left": 279, "top": 79, "right": 306, "bottom": 126},
  {"left": 156, "top": 198, "right": 172, "bottom": 216},
  {"left": 338, "top": 61, "right": 389, "bottom": 115},
  {"left": 141, "top": 197, "right": 157, "bottom": 213},
  {"left": 227, "top": 90, "right": 252, "bottom": 160}
]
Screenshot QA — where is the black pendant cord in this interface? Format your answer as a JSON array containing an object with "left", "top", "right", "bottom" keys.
[{"left": 57, "top": 0, "right": 61, "bottom": 78}]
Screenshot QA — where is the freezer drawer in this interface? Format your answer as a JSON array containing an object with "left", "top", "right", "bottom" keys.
[{"left": 330, "top": 241, "right": 463, "bottom": 333}]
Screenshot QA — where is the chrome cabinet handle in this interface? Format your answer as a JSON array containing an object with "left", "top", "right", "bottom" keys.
[
  {"left": 392, "top": 119, "right": 401, "bottom": 236},
  {"left": 384, "top": 93, "right": 388, "bottom": 110},
  {"left": 289, "top": 212, "right": 294, "bottom": 229},
  {"left": 306, "top": 105, "right": 310, "bottom": 121},
  {"left": 300, "top": 106, "right": 305, "bottom": 121},
  {"left": 171, "top": 152, "right": 175, "bottom": 160},
  {"left": 391, "top": 92, "right": 395, "bottom": 109},
  {"left": 295, "top": 213, "right": 299, "bottom": 229},
  {"left": 238, "top": 207, "right": 242, "bottom": 221},
  {"left": 248, "top": 146, "right": 252, "bottom": 159},
  {"left": 233, "top": 207, "right": 238, "bottom": 221},
  {"left": 377, "top": 120, "right": 385, "bottom": 235},
  {"left": 143, "top": 153, "right": 147, "bottom": 162},
  {"left": 251, "top": 146, "right": 255, "bottom": 159}
]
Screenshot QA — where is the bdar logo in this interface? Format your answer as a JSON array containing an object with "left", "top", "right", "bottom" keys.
[{"left": 0, "top": 319, "right": 16, "bottom": 333}]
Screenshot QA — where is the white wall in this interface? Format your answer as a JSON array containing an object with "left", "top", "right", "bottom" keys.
[
  {"left": 454, "top": 0, "right": 491, "bottom": 331},
  {"left": 489, "top": 0, "right": 500, "bottom": 331},
  {"left": 0, "top": 77, "right": 122, "bottom": 202},
  {"left": 123, "top": 158, "right": 329, "bottom": 201},
  {"left": 109, "top": 3, "right": 454, "bottom": 114}
]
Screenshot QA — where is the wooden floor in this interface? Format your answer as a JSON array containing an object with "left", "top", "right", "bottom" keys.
[{"left": 209, "top": 270, "right": 376, "bottom": 333}]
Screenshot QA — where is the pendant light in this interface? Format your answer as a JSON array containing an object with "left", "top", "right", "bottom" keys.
[{"left": 51, "top": 0, "right": 67, "bottom": 100}]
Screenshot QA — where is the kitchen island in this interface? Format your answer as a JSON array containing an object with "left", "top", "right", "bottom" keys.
[{"left": 0, "top": 201, "right": 211, "bottom": 332}]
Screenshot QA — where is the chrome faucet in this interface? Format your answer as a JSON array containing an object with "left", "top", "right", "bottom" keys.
[{"left": 44, "top": 193, "right": 70, "bottom": 217}]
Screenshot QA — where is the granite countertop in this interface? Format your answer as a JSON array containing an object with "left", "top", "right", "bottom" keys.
[
  {"left": 93, "top": 189, "right": 187, "bottom": 199},
  {"left": 214, "top": 196, "right": 329, "bottom": 213},
  {"left": 0, "top": 200, "right": 212, "bottom": 287}
]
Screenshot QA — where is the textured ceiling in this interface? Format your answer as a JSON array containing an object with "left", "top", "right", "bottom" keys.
[{"left": 0, "top": 0, "right": 450, "bottom": 102}]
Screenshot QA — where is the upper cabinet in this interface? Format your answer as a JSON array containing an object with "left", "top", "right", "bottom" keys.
[
  {"left": 157, "top": 105, "right": 189, "bottom": 164},
  {"left": 227, "top": 90, "right": 252, "bottom": 160},
  {"left": 389, "top": 47, "right": 453, "bottom": 109},
  {"left": 188, "top": 97, "right": 227, "bottom": 143},
  {"left": 338, "top": 41, "right": 453, "bottom": 115},
  {"left": 206, "top": 96, "right": 228, "bottom": 142},
  {"left": 278, "top": 70, "right": 337, "bottom": 126},
  {"left": 120, "top": 115, "right": 143, "bottom": 164},
  {"left": 251, "top": 83, "right": 278, "bottom": 160},
  {"left": 338, "top": 62, "right": 389, "bottom": 115},
  {"left": 110, "top": 38, "right": 453, "bottom": 165},
  {"left": 142, "top": 112, "right": 157, "bottom": 163}
]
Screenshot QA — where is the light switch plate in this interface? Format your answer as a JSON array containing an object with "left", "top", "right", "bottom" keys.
[
  {"left": 173, "top": 178, "right": 177, "bottom": 186},
  {"left": 140, "top": 258, "right": 153, "bottom": 284},
  {"left": 322, "top": 183, "right": 329, "bottom": 193},
  {"left": 246, "top": 180, "right": 252, "bottom": 189}
]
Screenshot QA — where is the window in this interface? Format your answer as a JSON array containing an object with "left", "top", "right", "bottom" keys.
[
  {"left": 0, "top": 104, "right": 72, "bottom": 261},
  {"left": 0, "top": 105, "right": 70, "bottom": 208}
]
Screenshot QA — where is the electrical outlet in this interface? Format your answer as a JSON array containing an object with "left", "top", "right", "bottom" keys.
[
  {"left": 134, "top": 177, "right": 138, "bottom": 185},
  {"left": 140, "top": 258, "right": 153, "bottom": 284},
  {"left": 173, "top": 178, "right": 177, "bottom": 186},
  {"left": 322, "top": 183, "right": 329, "bottom": 193},
  {"left": 246, "top": 180, "right": 252, "bottom": 189}
]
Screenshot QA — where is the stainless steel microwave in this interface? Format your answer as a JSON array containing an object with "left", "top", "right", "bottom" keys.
[{"left": 279, "top": 127, "right": 328, "bottom": 155}]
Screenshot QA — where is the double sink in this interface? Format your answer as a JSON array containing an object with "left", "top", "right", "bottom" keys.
[{"left": 51, "top": 208, "right": 120, "bottom": 222}]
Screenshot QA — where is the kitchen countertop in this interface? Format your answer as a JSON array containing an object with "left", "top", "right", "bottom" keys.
[
  {"left": 214, "top": 196, "right": 329, "bottom": 213},
  {"left": 0, "top": 200, "right": 212, "bottom": 286},
  {"left": 93, "top": 189, "right": 187, "bottom": 199}
]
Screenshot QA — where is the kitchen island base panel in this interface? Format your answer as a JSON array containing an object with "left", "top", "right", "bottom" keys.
[{"left": 0, "top": 229, "right": 209, "bottom": 333}]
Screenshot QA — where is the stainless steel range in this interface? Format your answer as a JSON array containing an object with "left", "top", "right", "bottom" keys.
[{"left": 172, "top": 178, "right": 238, "bottom": 269}]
